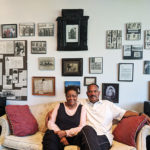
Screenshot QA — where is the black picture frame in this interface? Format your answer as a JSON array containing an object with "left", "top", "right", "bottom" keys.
[
  {"left": 62, "top": 58, "right": 83, "bottom": 76},
  {"left": 2, "top": 24, "right": 17, "bottom": 38},
  {"left": 56, "top": 9, "right": 89, "bottom": 51}
]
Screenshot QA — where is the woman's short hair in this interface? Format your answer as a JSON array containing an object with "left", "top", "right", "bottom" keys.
[{"left": 65, "top": 86, "right": 78, "bottom": 95}]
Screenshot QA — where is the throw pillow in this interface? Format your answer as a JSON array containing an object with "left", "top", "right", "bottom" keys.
[
  {"left": 6, "top": 105, "right": 38, "bottom": 136},
  {"left": 113, "top": 115, "right": 147, "bottom": 147}
]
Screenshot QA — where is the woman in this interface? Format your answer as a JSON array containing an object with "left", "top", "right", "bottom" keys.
[{"left": 42, "top": 86, "right": 87, "bottom": 150}]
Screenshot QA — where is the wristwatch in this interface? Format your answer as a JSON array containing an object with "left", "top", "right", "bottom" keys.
[{"left": 139, "top": 112, "right": 143, "bottom": 116}]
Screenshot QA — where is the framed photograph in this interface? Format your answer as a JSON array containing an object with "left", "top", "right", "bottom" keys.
[
  {"left": 62, "top": 58, "right": 83, "bottom": 76},
  {"left": 89, "top": 57, "right": 103, "bottom": 74},
  {"left": 118, "top": 63, "right": 134, "bottom": 82},
  {"left": 102, "top": 83, "right": 119, "bottom": 103},
  {"left": 38, "top": 57, "right": 55, "bottom": 70},
  {"left": 84, "top": 77, "right": 96, "bottom": 86},
  {"left": 56, "top": 9, "right": 89, "bottom": 51},
  {"left": 31, "top": 41, "right": 46, "bottom": 54},
  {"left": 2, "top": 24, "right": 17, "bottom": 38},
  {"left": 64, "top": 81, "right": 80, "bottom": 94},
  {"left": 144, "top": 61, "right": 150, "bottom": 74},
  {"left": 38, "top": 23, "right": 54, "bottom": 36},
  {"left": 19, "top": 23, "right": 35, "bottom": 36},
  {"left": 144, "top": 30, "right": 150, "bottom": 49},
  {"left": 32, "top": 76, "right": 55, "bottom": 96},
  {"left": 126, "top": 22, "right": 141, "bottom": 40},
  {"left": 106, "top": 30, "right": 122, "bottom": 49},
  {"left": 123, "top": 45, "right": 143, "bottom": 59}
]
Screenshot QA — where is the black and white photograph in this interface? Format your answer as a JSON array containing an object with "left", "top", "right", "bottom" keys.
[
  {"left": 102, "top": 83, "right": 119, "bottom": 103},
  {"left": 31, "top": 41, "right": 46, "bottom": 54},
  {"left": 144, "top": 61, "right": 150, "bottom": 74},
  {"left": 126, "top": 22, "right": 141, "bottom": 40},
  {"left": 123, "top": 45, "right": 143, "bottom": 59},
  {"left": 19, "top": 23, "right": 35, "bottom": 36},
  {"left": 38, "top": 57, "right": 55, "bottom": 70},
  {"left": 66, "top": 25, "right": 79, "bottom": 43},
  {"left": 118, "top": 63, "right": 134, "bottom": 82},
  {"left": 106, "top": 30, "right": 122, "bottom": 49},
  {"left": 2, "top": 24, "right": 17, "bottom": 38},
  {"left": 89, "top": 57, "right": 103, "bottom": 74},
  {"left": 38, "top": 23, "right": 54, "bottom": 36},
  {"left": 144, "top": 30, "right": 150, "bottom": 49},
  {"left": 84, "top": 77, "right": 96, "bottom": 86}
]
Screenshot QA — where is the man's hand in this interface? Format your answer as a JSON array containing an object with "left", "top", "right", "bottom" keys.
[
  {"left": 60, "top": 137, "right": 69, "bottom": 146},
  {"left": 55, "top": 130, "right": 66, "bottom": 138}
]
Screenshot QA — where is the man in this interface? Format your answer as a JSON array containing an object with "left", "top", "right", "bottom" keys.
[{"left": 81, "top": 84, "right": 150, "bottom": 150}]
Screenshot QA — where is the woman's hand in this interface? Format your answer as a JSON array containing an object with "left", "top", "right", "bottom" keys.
[
  {"left": 55, "top": 130, "right": 66, "bottom": 138},
  {"left": 60, "top": 137, "right": 69, "bottom": 146}
]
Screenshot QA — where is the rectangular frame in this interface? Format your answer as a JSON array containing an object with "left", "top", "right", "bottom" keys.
[
  {"left": 118, "top": 63, "right": 134, "bottom": 82},
  {"left": 2, "top": 24, "right": 17, "bottom": 38},
  {"left": 84, "top": 77, "right": 96, "bottom": 86},
  {"left": 144, "top": 61, "right": 150, "bottom": 74},
  {"left": 32, "top": 76, "right": 55, "bottom": 96},
  {"left": 62, "top": 58, "right": 83, "bottom": 76}
]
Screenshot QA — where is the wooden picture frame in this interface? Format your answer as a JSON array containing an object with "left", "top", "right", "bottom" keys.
[
  {"left": 84, "top": 77, "right": 96, "bottom": 86},
  {"left": 56, "top": 9, "right": 89, "bottom": 51},
  {"left": 62, "top": 58, "right": 83, "bottom": 76},
  {"left": 32, "top": 76, "right": 55, "bottom": 96}
]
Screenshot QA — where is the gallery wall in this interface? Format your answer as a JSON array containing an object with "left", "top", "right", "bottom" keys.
[{"left": 1, "top": 0, "right": 150, "bottom": 112}]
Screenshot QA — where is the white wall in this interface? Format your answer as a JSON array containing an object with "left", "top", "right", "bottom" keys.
[{"left": 1, "top": 0, "right": 150, "bottom": 112}]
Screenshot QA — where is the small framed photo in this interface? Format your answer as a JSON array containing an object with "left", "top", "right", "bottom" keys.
[
  {"left": 118, "top": 63, "right": 134, "bottom": 82},
  {"left": 102, "top": 83, "right": 119, "bottom": 103},
  {"left": 19, "top": 23, "right": 35, "bottom": 36},
  {"left": 84, "top": 77, "right": 96, "bottom": 86},
  {"left": 2, "top": 24, "right": 17, "bottom": 38},
  {"left": 89, "top": 57, "right": 103, "bottom": 74},
  {"left": 64, "top": 81, "right": 80, "bottom": 94},
  {"left": 144, "top": 61, "right": 150, "bottom": 74},
  {"left": 38, "top": 57, "right": 55, "bottom": 70},
  {"left": 38, "top": 23, "right": 54, "bottom": 36},
  {"left": 62, "top": 58, "right": 83, "bottom": 76},
  {"left": 144, "top": 30, "right": 150, "bottom": 49},
  {"left": 32, "top": 76, "right": 55, "bottom": 96},
  {"left": 31, "top": 41, "right": 46, "bottom": 54}
]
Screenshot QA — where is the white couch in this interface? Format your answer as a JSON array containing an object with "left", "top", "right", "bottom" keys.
[{"left": 0, "top": 101, "right": 150, "bottom": 150}]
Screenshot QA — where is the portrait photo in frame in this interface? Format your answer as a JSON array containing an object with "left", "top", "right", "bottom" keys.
[
  {"left": 84, "top": 77, "right": 96, "bottom": 86},
  {"left": 32, "top": 76, "right": 55, "bottom": 96},
  {"left": 56, "top": 9, "right": 89, "bottom": 51},
  {"left": 62, "top": 58, "right": 83, "bottom": 76},
  {"left": 31, "top": 41, "right": 46, "bottom": 54}
]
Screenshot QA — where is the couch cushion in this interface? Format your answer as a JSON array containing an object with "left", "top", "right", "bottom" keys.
[
  {"left": 6, "top": 105, "right": 38, "bottom": 136},
  {"left": 113, "top": 115, "right": 147, "bottom": 147}
]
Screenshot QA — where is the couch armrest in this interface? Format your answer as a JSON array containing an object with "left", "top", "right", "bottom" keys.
[
  {"left": 0, "top": 115, "right": 11, "bottom": 141},
  {"left": 136, "top": 125, "right": 150, "bottom": 150}
]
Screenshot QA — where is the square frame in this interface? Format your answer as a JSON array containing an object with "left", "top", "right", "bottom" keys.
[
  {"left": 32, "top": 76, "right": 55, "bottom": 96},
  {"left": 84, "top": 77, "right": 96, "bottom": 86},
  {"left": 2, "top": 24, "right": 17, "bottom": 38},
  {"left": 62, "top": 58, "right": 83, "bottom": 76},
  {"left": 118, "top": 63, "right": 134, "bottom": 82}
]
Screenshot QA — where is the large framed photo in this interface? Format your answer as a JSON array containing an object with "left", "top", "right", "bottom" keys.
[
  {"left": 56, "top": 9, "right": 89, "bottom": 51},
  {"left": 38, "top": 23, "right": 54, "bottom": 36},
  {"left": 32, "top": 76, "right": 55, "bottom": 96},
  {"left": 84, "top": 77, "right": 96, "bottom": 86},
  {"left": 144, "top": 61, "right": 150, "bottom": 74},
  {"left": 118, "top": 63, "right": 134, "bottom": 82},
  {"left": 102, "top": 83, "right": 119, "bottom": 103},
  {"left": 2, "top": 24, "right": 17, "bottom": 38},
  {"left": 19, "top": 23, "right": 35, "bottom": 36},
  {"left": 38, "top": 57, "right": 55, "bottom": 70},
  {"left": 31, "top": 41, "right": 46, "bottom": 54},
  {"left": 62, "top": 58, "right": 83, "bottom": 76},
  {"left": 89, "top": 57, "right": 103, "bottom": 74}
]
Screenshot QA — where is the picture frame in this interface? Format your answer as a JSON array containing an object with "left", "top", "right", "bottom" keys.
[
  {"left": 84, "top": 77, "right": 96, "bottom": 86},
  {"left": 118, "top": 63, "right": 134, "bottom": 82},
  {"left": 38, "top": 57, "right": 55, "bottom": 70},
  {"left": 31, "top": 41, "right": 46, "bottom": 54},
  {"left": 144, "top": 30, "right": 150, "bottom": 49},
  {"left": 102, "top": 83, "right": 119, "bottom": 103},
  {"left": 2, "top": 24, "right": 17, "bottom": 38},
  {"left": 32, "top": 76, "right": 55, "bottom": 96},
  {"left": 64, "top": 81, "right": 80, "bottom": 94},
  {"left": 123, "top": 45, "right": 143, "bottom": 59},
  {"left": 62, "top": 58, "right": 83, "bottom": 76},
  {"left": 38, "top": 23, "right": 54, "bottom": 36},
  {"left": 144, "top": 61, "right": 150, "bottom": 74},
  {"left": 56, "top": 9, "right": 89, "bottom": 51},
  {"left": 89, "top": 57, "right": 103, "bottom": 74},
  {"left": 19, "top": 23, "right": 35, "bottom": 36}
]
